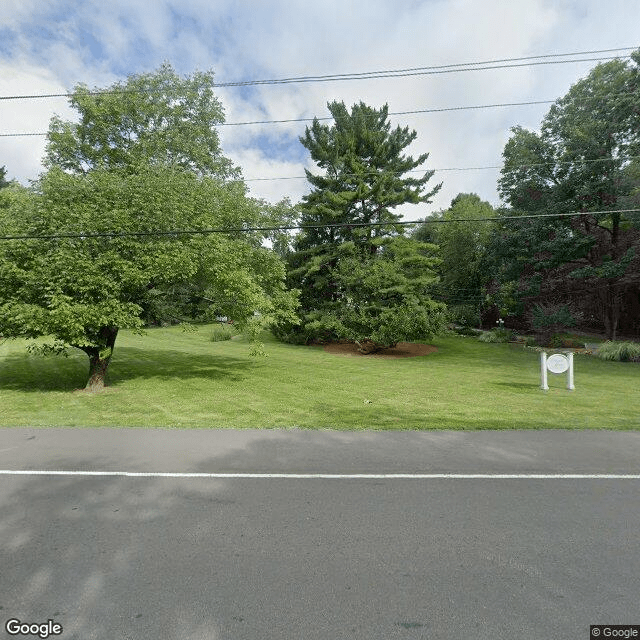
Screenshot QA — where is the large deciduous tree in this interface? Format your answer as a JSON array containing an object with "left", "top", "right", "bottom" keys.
[
  {"left": 0, "top": 66, "right": 298, "bottom": 391},
  {"left": 418, "top": 193, "right": 496, "bottom": 327},
  {"left": 496, "top": 51, "right": 640, "bottom": 339},
  {"left": 278, "top": 101, "right": 446, "bottom": 348},
  {"left": 46, "top": 63, "right": 238, "bottom": 179}
]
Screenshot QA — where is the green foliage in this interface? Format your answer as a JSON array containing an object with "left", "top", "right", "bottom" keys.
[
  {"left": 548, "top": 333, "right": 585, "bottom": 349},
  {"left": 597, "top": 341, "right": 640, "bottom": 362},
  {"left": 281, "top": 101, "right": 445, "bottom": 349},
  {"left": 530, "top": 303, "right": 579, "bottom": 336},
  {"left": 453, "top": 326, "right": 482, "bottom": 337},
  {"left": 297, "top": 101, "right": 441, "bottom": 252},
  {"left": 0, "top": 66, "right": 300, "bottom": 389},
  {"left": 446, "top": 304, "right": 481, "bottom": 328},
  {"left": 431, "top": 194, "right": 495, "bottom": 307},
  {"left": 528, "top": 304, "right": 589, "bottom": 348},
  {"left": 283, "top": 236, "right": 446, "bottom": 347},
  {"left": 0, "top": 182, "right": 30, "bottom": 228},
  {"left": 478, "top": 328, "right": 514, "bottom": 343},
  {"left": 46, "top": 62, "right": 238, "bottom": 179},
  {"left": 494, "top": 52, "right": 640, "bottom": 339},
  {"left": 209, "top": 324, "right": 237, "bottom": 342},
  {"left": 0, "top": 165, "right": 11, "bottom": 189},
  {"left": 0, "top": 167, "right": 298, "bottom": 356}
]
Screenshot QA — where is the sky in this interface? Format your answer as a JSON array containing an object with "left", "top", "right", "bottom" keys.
[{"left": 0, "top": 0, "right": 639, "bottom": 220}]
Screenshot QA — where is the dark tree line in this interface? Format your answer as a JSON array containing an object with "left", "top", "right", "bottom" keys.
[{"left": 412, "top": 52, "right": 640, "bottom": 341}]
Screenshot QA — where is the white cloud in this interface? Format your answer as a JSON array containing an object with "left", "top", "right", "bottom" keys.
[
  {"left": 0, "top": 0, "right": 638, "bottom": 211},
  {"left": 0, "top": 60, "right": 75, "bottom": 182},
  {"left": 228, "top": 146, "right": 309, "bottom": 204}
]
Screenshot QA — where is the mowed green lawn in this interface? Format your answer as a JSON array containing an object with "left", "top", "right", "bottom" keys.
[{"left": 0, "top": 325, "right": 638, "bottom": 430}]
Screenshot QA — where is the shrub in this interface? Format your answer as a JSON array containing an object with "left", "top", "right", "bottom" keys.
[
  {"left": 597, "top": 341, "right": 640, "bottom": 362},
  {"left": 549, "top": 333, "right": 585, "bottom": 349},
  {"left": 447, "top": 305, "right": 480, "bottom": 328},
  {"left": 210, "top": 324, "right": 237, "bottom": 342},
  {"left": 529, "top": 302, "right": 581, "bottom": 346},
  {"left": 478, "top": 328, "right": 514, "bottom": 343},
  {"left": 455, "top": 326, "right": 482, "bottom": 337}
]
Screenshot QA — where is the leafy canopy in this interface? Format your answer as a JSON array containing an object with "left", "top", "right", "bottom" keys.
[
  {"left": 495, "top": 51, "right": 640, "bottom": 338},
  {"left": 0, "top": 166, "right": 298, "bottom": 352},
  {"left": 0, "top": 65, "right": 299, "bottom": 389},
  {"left": 46, "top": 62, "right": 238, "bottom": 179}
]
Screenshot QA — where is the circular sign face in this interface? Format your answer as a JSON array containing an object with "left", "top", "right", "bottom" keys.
[{"left": 547, "top": 353, "right": 569, "bottom": 374}]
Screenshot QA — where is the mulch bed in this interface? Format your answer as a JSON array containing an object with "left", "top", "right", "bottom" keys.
[{"left": 322, "top": 341, "right": 438, "bottom": 359}]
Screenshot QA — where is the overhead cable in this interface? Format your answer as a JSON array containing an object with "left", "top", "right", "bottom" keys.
[
  {"left": 1, "top": 209, "right": 638, "bottom": 242},
  {"left": 0, "top": 47, "right": 636, "bottom": 101},
  {"left": 243, "top": 154, "right": 640, "bottom": 182},
  {"left": 2, "top": 89, "right": 638, "bottom": 136},
  {"left": 0, "top": 98, "right": 558, "bottom": 136}
]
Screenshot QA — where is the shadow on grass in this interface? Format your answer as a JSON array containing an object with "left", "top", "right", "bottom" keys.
[
  {"left": 491, "top": 381, "right": 541, "bottom": 391},
  {"left": 0, "top": 346, "right": 254, "bottom": 393},
  {"left": 299, "top": 400, "right": 568, "bottom": 430}
]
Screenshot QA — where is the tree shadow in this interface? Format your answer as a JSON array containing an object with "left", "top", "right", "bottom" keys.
[
  {"left": 0, "top": 347, "right": 254, "bottom": 393},
  {"left": 2, "top": 429, "right": 636, "bottom": 639},
  {"left": 0, "top": 458, "right": 233, "bottom": 639},
  {"left": 491, "top": 381, "right": 541, "bottom": 391}
]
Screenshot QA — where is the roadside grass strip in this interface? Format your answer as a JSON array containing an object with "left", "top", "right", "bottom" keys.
[{"left": 0, "top": 325, "right": 638, "bottom": 430}]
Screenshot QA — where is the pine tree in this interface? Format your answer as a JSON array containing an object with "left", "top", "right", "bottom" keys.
[{"left": 278, "top": 101, "right": 446, "bottom": 347}]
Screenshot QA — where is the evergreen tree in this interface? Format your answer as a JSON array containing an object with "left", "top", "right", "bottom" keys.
[
  {"left": 0, "top": 166, "right": 11, "bottom": 189},
  {"left": 278, "top": 101, "right": 445, "bottom": 348}
]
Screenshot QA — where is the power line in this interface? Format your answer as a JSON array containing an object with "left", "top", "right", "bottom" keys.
[
  {"left": 0, "top": 98, "right": 558, "bottom": 137},
  {"left": 0, "top": 137, "right": 637, "bottom": 182},
  {"left": 6, "top": 90, "right": 639, "bottom": 136},
  {"left": 0, "top": 47, "right": 635, "bottom": 101},
  {"left": 244, "top": 154, "right": 640, "bottom": 182},
  {"left": 220, "top": 55, "right": 631, "bottom": 87},
  {"left": 222, "top": 100, "right": 556, "bottom": 126},
  {"left": 1, "top": 209, "right": 638, "bottom": 242}
]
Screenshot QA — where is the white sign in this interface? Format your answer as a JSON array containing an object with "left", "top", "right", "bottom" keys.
[
  {"left": 546, "top": 353, "right": 569, "bottom": 374},
  {"left": 540, "top": 352, "right": 574, "bottom": 391}
]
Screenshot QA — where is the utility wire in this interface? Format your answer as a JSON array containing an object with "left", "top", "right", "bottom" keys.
[
  {"left": 0, "top": 47, "right": 635, "bottom": 101},
  {"left": 1, "top": 209, "right": 638, "bottom": 242},
  {"left": 0, "top": 147, "right": 636, "bottom": 184},
  {"left": 0, "top": 146, "right": 635, "bottom": 182},
  {"left": 0, "top": 98, "right": 557, "bottom": 136},
  {"left": 4, "top": 89, "right": 638, "bottom": 136},
  {"left": 243, "top": 154, "right": 640, "bottom": 181}
]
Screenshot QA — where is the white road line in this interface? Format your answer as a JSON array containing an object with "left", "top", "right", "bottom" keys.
[{"left": 0, "top": 471, "right": 639, "bottom": 479}]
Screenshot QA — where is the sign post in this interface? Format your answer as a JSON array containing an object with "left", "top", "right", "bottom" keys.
[
  {"left": 541, "top": 352, "right": 548, "bottom": 390},
  {"left": 540, "top": 352, "right": 574, "bottom": 391}
]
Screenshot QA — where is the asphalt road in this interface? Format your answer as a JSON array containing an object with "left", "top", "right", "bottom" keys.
[{"left": 0, "top": 427, "right": 639, "bottom": 640}]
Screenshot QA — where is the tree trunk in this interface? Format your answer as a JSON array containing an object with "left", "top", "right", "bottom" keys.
[
  {"left": 86, "top": 355, "right": 112, "bottom": 392},
  {"left": 609, "top": 303, "right": 619, "bottom": 341},
  {"left": 602, "top": 285, "right": 620, "bottom": 341},
  {"left": 83, "top": 327, "right": 119, "bottom": 392}
]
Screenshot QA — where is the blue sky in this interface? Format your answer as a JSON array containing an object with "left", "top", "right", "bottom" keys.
[{"left": 0, "top": 0, "right": 639, "bottom": 218}]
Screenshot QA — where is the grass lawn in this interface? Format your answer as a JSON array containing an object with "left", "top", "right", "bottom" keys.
[{"left": 0, "top": 324, "right": 638, "bottom": 430}]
